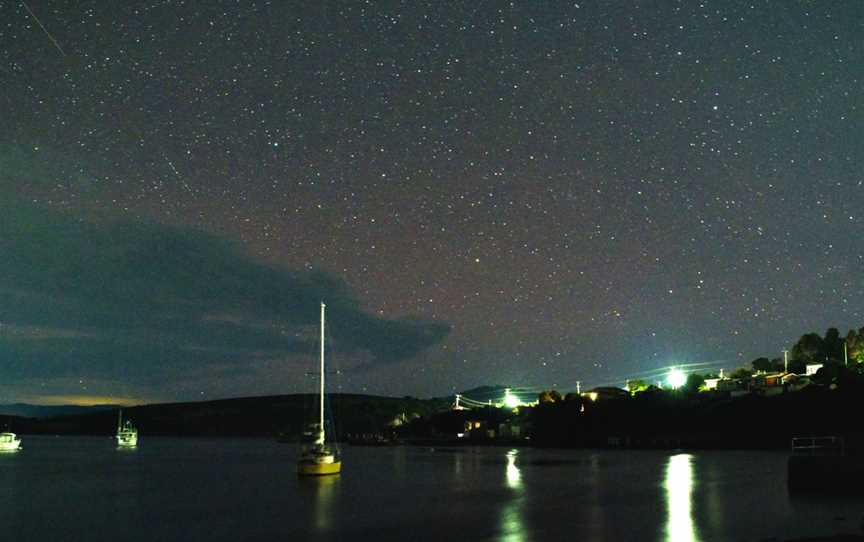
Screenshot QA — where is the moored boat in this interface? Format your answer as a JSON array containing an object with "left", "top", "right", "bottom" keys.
[
  {"left": 116, "top": 410, "right": 138, "bottom": 448},
  {"left": 297, "top": 302, "right": 341, "bottom": 476},
  {"left": 0, "top": 432, "right": 21, "bottom": 451}
]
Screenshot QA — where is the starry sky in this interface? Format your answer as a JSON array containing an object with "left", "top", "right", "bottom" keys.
[{"left": 1, "top": 1, "right": 862, "bottom": 405}]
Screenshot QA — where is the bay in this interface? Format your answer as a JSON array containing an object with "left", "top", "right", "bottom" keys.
[{"left": 1, "top": 436, "right": 863, "bottom": 541}]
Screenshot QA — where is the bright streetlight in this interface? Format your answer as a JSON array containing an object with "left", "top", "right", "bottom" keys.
[
  {"left": 503, "top": 388, "right": 521, "bottom": 409},
  {"left": 667, "top": 368, "right": 687, "bottom": 389}
]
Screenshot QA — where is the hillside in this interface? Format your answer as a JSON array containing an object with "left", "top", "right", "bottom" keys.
[
  {"left": 3, "top": 394, "right": 450, "bottom": 438},
  {"left": 0, "top": 403, "right": 117, "bottom": 419}
]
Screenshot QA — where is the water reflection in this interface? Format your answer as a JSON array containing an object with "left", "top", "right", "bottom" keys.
[
  {"left": 300, "top": 475, "right": 339, "bottom": 533},
  {"left": 454, "top": 450, "right": 464, "bottom": 480},
  {"left": 499, "top": 449, "right": 526, "bottom": 542},
  {"left": 506, "top": 449, "right": 521, "bottom": 490},
  {"left": 665, "top": 453, "right": 701, "bottom": 542}
]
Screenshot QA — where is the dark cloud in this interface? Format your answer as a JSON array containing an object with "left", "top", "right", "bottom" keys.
[{"left": 0, "top": 199, "right": 450, "bottom": 382}]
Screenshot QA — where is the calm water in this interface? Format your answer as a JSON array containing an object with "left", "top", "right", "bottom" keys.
[{"left": 2, "top": 436, "right": 863, "bottom": 542}]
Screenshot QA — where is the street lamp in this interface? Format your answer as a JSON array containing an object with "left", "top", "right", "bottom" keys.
[
  {"left": 503, "top": 388, "right": 521, "bottom": 409},
  {"left": 667, "top": 368, "right": 686, "bottom": 390}
]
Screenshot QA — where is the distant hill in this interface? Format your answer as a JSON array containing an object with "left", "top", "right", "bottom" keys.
[
  {"left": 0, "top": 403, "right": 117, "bottom": 419},
  {"left": 9, "top": 393, "right": 451, "bottom": 438}
]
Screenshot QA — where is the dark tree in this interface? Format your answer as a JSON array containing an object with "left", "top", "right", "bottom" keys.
[
  {"left": 729, "top": 367, "right": 754, "bottom": 380},
  {"left": 824, "top": 327, "right": 844, "bottom": 362},
  {"left": 751, "top": 357, "right": 784, "bottom": 372},
  {"left": 847, "top": 329, "right": 864, "bottom": 364},
  {"left": 791, "top": 333, "right": 827, "bottom": 364},
  {"left": 538, "top": 390, "right": 563, "bottom": 404},
  {"left": 626, "top": 379, "right": 650, "bottom": 394},
  {"left": 811, "top": 364, "right": 839, "bottom": 387},
  {"left": 684, "top": 373, "right": 706, "bottom": 394},
  {"left": 787, "top": 359, "right": 806, "bottom": 375},
  {"left": 751, "top": 357, "right": 774, "bottom": 372}
]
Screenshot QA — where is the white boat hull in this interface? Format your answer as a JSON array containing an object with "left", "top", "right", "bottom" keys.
[
  {"left": 116, "top": 431, "right": 138, "bottom": 447},
  {"left": 0, "top": 433, "right": 21, "bottom": 451}
]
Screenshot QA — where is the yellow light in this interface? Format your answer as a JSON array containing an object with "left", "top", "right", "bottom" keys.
[{"left": 27, "top": 394, "right": 143, "bottom": 406}]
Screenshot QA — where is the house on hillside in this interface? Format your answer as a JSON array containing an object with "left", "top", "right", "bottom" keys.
[
  {"left": 703, "top": 377, "right": 722, "bottom": 391},
  {"left": 707, "top": 370, "right": 811, "bottom": 397},
  {"left": 751, "top": 372, "right": 786, "bottom": 396},
  {"left": 497, "top": 420, "right": 526, "bottom": 439},
  {"left": 715, "top": 378, "right": 749, "bottom": 397},
  {"left": 806, "top": 364, "right": 823, "bottom": 376},
  {"left": 583, "top": 387, "right": 630, "bottom": 402}
]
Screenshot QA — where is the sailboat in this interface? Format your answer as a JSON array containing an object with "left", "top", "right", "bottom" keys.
[
  {"left": 116, "top": 409, "right": 138, "bottom": 448},
  {"left": 297, "top": 302, "right": 341, "bottom": 476},
  {"left": 0, "top": 431, "right": 21, "bottom": 451}
]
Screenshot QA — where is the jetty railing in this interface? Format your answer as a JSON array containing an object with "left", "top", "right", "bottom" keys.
[{"left": 791, "top": 436, "right": 845, "bottom": 456}]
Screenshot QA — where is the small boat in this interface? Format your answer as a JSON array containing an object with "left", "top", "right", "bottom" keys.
[
  {"left": 297, "top": 302, "right": 341, "bottom": 476},
  {"left": 116, "top": 410, "right": 138, "bottom": 448},
  {"left": 0, "top": 432, "right": 21, "bottom": 451}
]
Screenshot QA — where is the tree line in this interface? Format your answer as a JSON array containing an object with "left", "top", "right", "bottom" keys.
[{"left": 742, "top": 326, "right": 864, "bottom": 378}]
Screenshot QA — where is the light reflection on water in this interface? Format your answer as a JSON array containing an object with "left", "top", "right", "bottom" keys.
[
  {"left": 301, "top": 474, "right": 339, "bottom": 533},
  {"left": 505, "top": 448, "right": 521, "bottom": 490},
  {"left": 499, "top": 449, "right": 526, "bottom": 542},
  {"left": 6, "top": 438, "right": 864, "bottom": 542},
  {"left": 665, "top": 453, "right": 701, "bottom": 542}
]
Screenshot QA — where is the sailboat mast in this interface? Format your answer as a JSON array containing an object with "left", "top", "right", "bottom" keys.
[{"left": 319, "top": 301, "right": 326, "bottom": 442}]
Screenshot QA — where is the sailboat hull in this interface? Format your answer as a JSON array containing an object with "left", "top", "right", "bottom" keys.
[
  {"left": 116, "top": 432, "right": 138, "bottom": 447},
  {"left": 0, "top": 432, "right": 21, "bottom": 452},
  {"left": 297, "top": 461, "right": 342, "bottom": 476}
]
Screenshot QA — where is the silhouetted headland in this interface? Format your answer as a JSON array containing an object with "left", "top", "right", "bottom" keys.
[{"left": 4, "top": 369, "right": 864, "bottom": 452}]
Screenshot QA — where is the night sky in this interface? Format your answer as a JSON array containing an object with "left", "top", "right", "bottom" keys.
[{"left": 1, "top": 1, "right": 862, "bottom": 405}]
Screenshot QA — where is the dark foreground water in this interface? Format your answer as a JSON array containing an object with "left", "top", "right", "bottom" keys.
[{"left": 2, "top": 436, "right": 864, "bottom": 542}]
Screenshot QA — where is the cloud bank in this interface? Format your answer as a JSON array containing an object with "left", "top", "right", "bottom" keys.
[{"left": 0, "top": 199, "right": 449, "bottom": 389}]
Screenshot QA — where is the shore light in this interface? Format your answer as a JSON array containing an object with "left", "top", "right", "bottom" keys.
[
  {"left": 667, "top": 368, "right": 687, "bottom": 390},
  {"left": 503, "top": 388, "right": 521, "bottom": 409}
]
